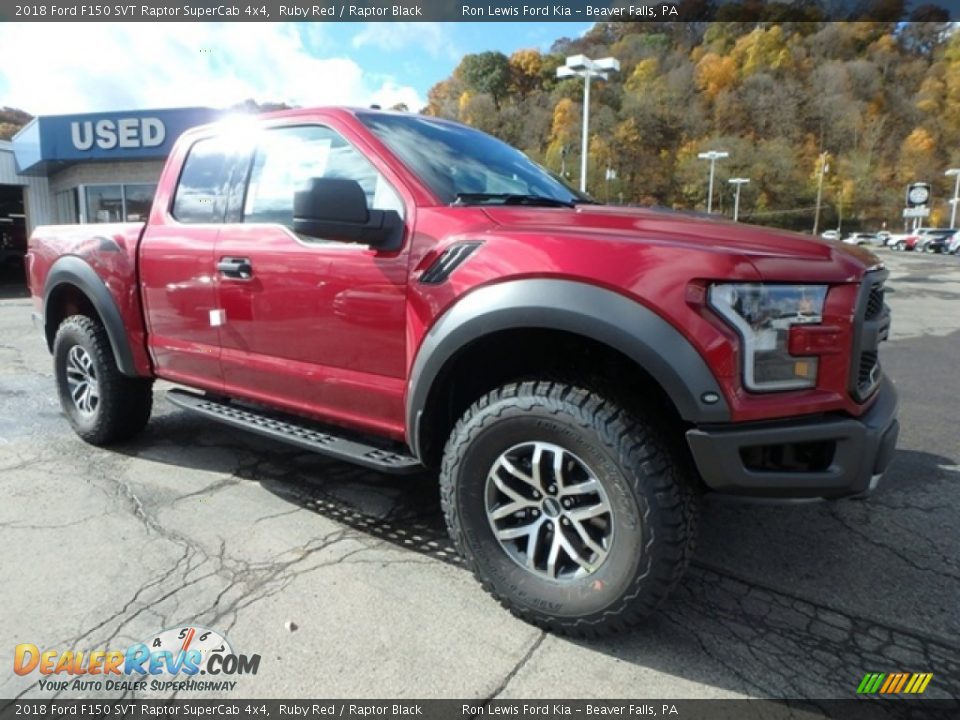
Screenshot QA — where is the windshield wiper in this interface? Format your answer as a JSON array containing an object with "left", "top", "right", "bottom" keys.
[{"left": 452, "top": 193, "right": 575, "bottom": 208}]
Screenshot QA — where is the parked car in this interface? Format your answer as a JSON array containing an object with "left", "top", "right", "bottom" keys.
[
  {"left": 821, "top": 229, "right": 841, "bottom": 241},
  {"left": 946, "top": 231, "right": 960, "bottom": 254},
  {"left": 885, "top": 232, "right": 910, "bottom": 248},
  {"left": 895, "top": 230, "right": 930, "bottom": 251},
  {"left": 25, "top": 107, "right": 899, "bottom": 636},
  {"left": 915, "top": 228, "right": 957, "bottom": 253},
  {"left": 843, "top": 232, "right": 883, "bottom": 247}
]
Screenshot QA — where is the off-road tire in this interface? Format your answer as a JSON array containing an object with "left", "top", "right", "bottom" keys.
[
  {"left": 440, "top": 381, "right": 699, "bottom": 637},
  {"left": 53, "top": 315, "right": 153, "bottom": 445}
]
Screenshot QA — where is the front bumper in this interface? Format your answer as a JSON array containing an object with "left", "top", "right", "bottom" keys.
[{"left": 686, "top": 376, "right": 899, "bottom": 499}]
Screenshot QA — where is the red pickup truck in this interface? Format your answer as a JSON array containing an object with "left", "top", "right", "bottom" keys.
[{"left": 27, "top": 108, "right": 898, "bottom": 636}]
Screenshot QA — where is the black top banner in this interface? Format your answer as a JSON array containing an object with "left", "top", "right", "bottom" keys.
[
  {"left": 1, "top": 699, "right": 959, "bottom": 720},
  {"left": 1, "top": 0, "right": 958, "bottom": 22}
]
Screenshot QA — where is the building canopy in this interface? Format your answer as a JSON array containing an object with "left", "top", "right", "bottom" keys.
[{"left": 12, "top": 107, "right": 223, "bottom": 176}]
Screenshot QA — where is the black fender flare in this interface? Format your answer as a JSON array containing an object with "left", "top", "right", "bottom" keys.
[
  {"left": 43, "top": 255, "right": 138, "bottom": 376},
  {"left": 406, "top": 279, "right": 731, "bottom": 457}
]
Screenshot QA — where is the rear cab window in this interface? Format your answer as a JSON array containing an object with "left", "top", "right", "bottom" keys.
[{"left": 171, "top": 137, "right": 237, "bottom": 224}]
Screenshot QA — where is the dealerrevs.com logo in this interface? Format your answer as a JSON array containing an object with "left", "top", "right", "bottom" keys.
[{"left": 14, "top": 626, "right": 260, "bottom": 693}]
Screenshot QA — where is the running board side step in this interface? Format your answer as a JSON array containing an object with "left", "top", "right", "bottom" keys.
[{"left": 166, "top": 389, "right": 423, "bottom": 475}]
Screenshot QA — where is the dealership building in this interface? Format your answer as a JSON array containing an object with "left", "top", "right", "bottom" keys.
[{"left": 1, "top": 107, "right": 224, "bottom": 238}]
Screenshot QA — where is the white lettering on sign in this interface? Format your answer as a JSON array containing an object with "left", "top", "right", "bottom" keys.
[{"left": 70, "top": 117, "right": 166, "bottom": 151}]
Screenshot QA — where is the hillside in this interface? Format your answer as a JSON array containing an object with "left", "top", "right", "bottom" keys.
[
  {"left": 0, "top": 107, "right": 32, "bottom": 141},
  {"left": 425, "top": 18, "right": 959, "bottom": 231}
]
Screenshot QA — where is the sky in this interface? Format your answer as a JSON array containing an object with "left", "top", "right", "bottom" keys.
[{"left": 0, "top": 22, "right": 593, "bottom": 116}]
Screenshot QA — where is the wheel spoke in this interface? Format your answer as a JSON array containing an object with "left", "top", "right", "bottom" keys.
[
  {"left": 496, "top": 455, "right": 539, "bottom": 491},
  {"left": 556, "top": 529, "right": 596, "bottom": 574},
  {"left": 531, "top": 442, "right": 544, "bottom": 491},
  {"left": 567, "top": 502, "right": 609, "bottom": 523},
  {"left": 526, "top": 521, "right": 543, "bottom": 568},
  {"left": 570, "top": 520, "right": 606, "bottom": 557},
  {"left": 552, "top": 449, "right": 567, "bottom": 491},
  {"left": 79, "top": 386, "right": 91, "bottom": 413},
  {"left": 560, "top": 478, "right": 601, "bottom": 497},
  {"left": 490, "top": 499, "right": 537, "bottom": 521},
  {"left": 497, "top": 521, "right": 539, "bottom": 542},
  {"left": 545, "top": 530, "right": 562, "bottom": 578},
  {"left": 489, "top": 471, "right": 530, "bottom": 506}
]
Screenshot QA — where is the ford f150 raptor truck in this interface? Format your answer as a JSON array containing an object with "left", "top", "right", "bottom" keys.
[{"left": 27, "top": 108, "right": 899, "bottom": 636}]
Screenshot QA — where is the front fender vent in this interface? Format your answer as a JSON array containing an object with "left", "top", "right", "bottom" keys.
[{"left": 419, "top": 242, "right": 481, "bottom": 284}]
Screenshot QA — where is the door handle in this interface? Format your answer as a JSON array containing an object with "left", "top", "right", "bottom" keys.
[{"left": 217, "top": 257, "right": 253, "bottom": 279}]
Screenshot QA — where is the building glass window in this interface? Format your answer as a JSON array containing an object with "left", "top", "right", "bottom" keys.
[
  {"left": 86, "top": 185, "right": 123, "bottom": 223},
  {"left": 55, "top": 189, "right": 79, "bottom": 224},
  {"left": 70, "top": 184, "right": 157, "bottom": 224},
  {"left": 123, "top": 184, "right": 156, "bottom": 221}
]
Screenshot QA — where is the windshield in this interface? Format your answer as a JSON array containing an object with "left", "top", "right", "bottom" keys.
[{"left": 357, "top": 112, "right": 589, "bottom": 206}]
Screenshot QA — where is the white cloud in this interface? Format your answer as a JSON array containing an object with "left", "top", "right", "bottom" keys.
[
  {"left": 351, "top": 22, "right": 459, "bottom": 60},
  {"left": 0, "top": 23, "right": 425, "bottom": 114}
]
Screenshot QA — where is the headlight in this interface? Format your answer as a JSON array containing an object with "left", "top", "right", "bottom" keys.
[{"left": 708, "top": 283, "right": 828, "bottom": 392}]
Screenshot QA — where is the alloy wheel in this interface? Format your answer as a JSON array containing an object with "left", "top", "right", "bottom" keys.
[
  {"left": 65, "top": 345, "right": 99, "bottom": 415},
  {"left": 485, "top": 441, "right": 615, "bottom": 581}
]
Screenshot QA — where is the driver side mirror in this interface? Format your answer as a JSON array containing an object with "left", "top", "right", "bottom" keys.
[{"left": 293, "top": 177, "right": 403, "bottom": 250}]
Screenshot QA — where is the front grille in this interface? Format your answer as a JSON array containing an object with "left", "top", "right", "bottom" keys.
[{"left": 849, "top": 270, "right": 889, "bottom": 403}]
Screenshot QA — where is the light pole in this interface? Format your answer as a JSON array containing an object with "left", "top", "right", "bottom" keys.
[
  {"left": 946, "top": 168, "right": 960, "bottom": 227},
  {"left": 729, "top": 178, "right": 750, "bottom": 222},
  {"left": 557, "top": 54, "right": 620, "bottom": 193},
  {"left": 813, "top": 152, "right": 828, "bottom": 235},
  {"left": 697, "top": 150, "right": 729, "bottom": 213}
]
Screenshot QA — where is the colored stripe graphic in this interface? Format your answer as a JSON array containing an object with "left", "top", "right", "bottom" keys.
[
  {"left": 893, "top": 673, "right": 909, "bottom": 693},
  {"left": 879, "top": 674, "right": 897, "bottom": 693},
  {"left": 857, "top": 672, "right": 933, "bottom": 694}
]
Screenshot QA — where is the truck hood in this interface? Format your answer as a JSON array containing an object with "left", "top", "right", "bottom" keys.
[{"left": 480, "top": 205, "right": 878, "bottom": 280}]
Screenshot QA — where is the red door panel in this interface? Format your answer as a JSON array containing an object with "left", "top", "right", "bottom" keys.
[
  {"left": 214, "top": 226, "right": 408, "bottom": 438},
  {"left": 139, "top": 224, "right": 222, "bottom": 391}
]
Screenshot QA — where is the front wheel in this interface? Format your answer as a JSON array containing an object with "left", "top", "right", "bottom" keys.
[
  {"left": 440, "top": 381, "right": 699, "bottom": 637},
  {"left": 53, "top": 315, "right": 153, "bottom": 445}
]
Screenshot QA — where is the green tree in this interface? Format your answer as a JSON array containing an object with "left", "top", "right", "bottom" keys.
[{"left": 457, "top": 51, "right": 512, "bottom": 109}]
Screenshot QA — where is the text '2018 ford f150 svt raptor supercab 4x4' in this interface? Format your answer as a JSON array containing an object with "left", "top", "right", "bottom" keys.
[{"left": 26, "top": 108, "right": 899, "bottom": 636}]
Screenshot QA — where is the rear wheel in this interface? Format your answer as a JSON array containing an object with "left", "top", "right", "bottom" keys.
[
  {"left": 440, "top": 381, "right": 698, "bottom": 637},
  {"left": 53, "top": 315, "right": 153, "bottom": 445}
]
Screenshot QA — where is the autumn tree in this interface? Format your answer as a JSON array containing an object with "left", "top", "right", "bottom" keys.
[{"left": 508, "top": 49, "right": 544, "bottom": 99}]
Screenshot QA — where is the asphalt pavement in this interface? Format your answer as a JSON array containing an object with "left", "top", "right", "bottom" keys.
[{"left": 0, "top": 249, "right": 958, "bottom": 702}]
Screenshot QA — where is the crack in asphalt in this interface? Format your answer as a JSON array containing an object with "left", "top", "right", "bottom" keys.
[
  {"left": 825, "top": 503, "right": 960, "bottom": 583},
  {"left": 485, "top": 632, "right": 547, "bottom": 703}
]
